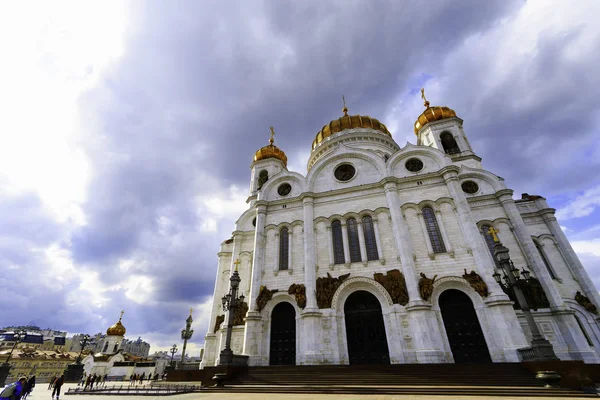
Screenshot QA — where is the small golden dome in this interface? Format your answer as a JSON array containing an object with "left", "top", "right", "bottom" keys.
[
  {"left": 414, "top": 88, "right": 457, "bottom": 134},
  {"left": 312, "top": 113, "right": 392, "bottom": 151},
  {"left": 107, "top": 311, "right": 126, "bottom": 336},
  {"left": 253, "top": 127, "right": 288, "bottom": 167}
]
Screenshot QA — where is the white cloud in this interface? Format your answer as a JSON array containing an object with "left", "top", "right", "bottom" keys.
[
  {"left": 556, "top": 185, "right": 600, "bottom": 220},
  {"left": 572, "top": 239, "right": 600, "bottom": 258}
]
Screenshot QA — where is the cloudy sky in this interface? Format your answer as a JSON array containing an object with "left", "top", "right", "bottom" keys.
[{"left": 1, "top": 0, "right": 599, "bottom": 356}]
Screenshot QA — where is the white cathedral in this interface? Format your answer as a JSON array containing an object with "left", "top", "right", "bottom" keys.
[{"left": 201, "top": 93, "right": 600, "bottom": 367}]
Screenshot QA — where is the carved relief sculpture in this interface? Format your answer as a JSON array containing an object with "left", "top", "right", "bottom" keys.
[
  {"left": 575, "top": 291, "right": 598, "bottom": 314},
  {"left": 375, "top": 269, "right": 409, "bottom": 305},
  {"left": 256, "top": 285, "right": 279, "bottom": 312},
  {"left": 417, "top": 272, "right": 437, "bottom": 301},
  {"left": 288, "top": 283, "right": 306, "bottom": 309},
  {"left": 232, "top": 301, "right": 249, "bottom": 325},
  {"left": 462, "top": 269, "right": 489, "bottom": 297},
  {"left": 316, "top": 273, "right": 351, "bottom": 308},
  {"left": 213, "top": 315, "right": 225, "bottom": 333}
]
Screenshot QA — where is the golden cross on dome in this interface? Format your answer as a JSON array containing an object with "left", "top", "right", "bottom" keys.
[
  {"left": 342, "top": 95, "right": 348, "bottom": 116},
  {"left": 189, "top": 308, "right": 193, "bottom": 316},
  {"left": 233, "top": 259, "right": 241, "bottom": 271},
  {"left": 269, "top": 126, "right": 275, "bottom": 145},
  {"left": 119, "top": 310, "right": 124, "bottom": 321},
  {"left": 487, "top": 226, "right": 500, "bottom": 243},
  {"left": 421, "top": 88, "right": 430, "bottom": 108}
]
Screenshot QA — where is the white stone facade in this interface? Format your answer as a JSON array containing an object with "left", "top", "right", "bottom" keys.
[{"left": 201, "top": 113, "right": 600, "bottom": 367}]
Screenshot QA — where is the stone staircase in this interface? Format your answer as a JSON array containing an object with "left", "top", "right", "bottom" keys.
[{"left": 204, "top": 363, "right": 598, "bottom": 397}]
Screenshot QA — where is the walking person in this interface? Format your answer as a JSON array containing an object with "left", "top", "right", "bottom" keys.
[
  {"left": 47, "top": 376, "right": 56, "bottom": 390},
  {"left": 89, "top": 374, "right": 96, "bottom": 390},
  {"left": 0, "top": 376, "right": 27, "bottom": 400},
  {"left": 21, "top": 375, "right": 35, "bottom": 400},
  {"left": 84, "top": 374, "right": 91, "bottom": 391},
  {"left": 139, "top": 373, "right": 144, "bottom": 385},
  {"left": 51, "top": 375, "right": 64, "bottom": 400},
  {"left": 102, "top": 374, "right": 107, "bottom": 387}
]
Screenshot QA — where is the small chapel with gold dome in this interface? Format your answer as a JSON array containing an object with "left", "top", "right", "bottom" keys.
[{"left": 201, "top": 91, "right": 600, "bottom": 366}]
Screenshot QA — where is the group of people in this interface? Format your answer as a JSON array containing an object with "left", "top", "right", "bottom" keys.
[
  {"left": 77, "top": 373, "right": 107, "bottom": 390},
  {"left": 128, "top": 372, "right": 159, "bottom": 386},
  {"left": 0, "top": 375, "right": 36, "bottom": 400}
]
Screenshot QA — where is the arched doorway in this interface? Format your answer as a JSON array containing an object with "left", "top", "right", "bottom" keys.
[
  {"left": 269, "top": 302, "right": 296, "bottom": 365},
  {"left": 439, "top": 289, "right": 491, "bottom": 363},
  {"left": 344, "top": 290, "right": 390, "bottom": 364}
]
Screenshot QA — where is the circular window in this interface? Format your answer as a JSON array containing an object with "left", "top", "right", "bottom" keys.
[
  {"left": 461, "top": 181, "right": 479, "bottom": 194},
  {"left": 405, "top": 158, "right": 423, "bottom": 172},
  {"left": 334, "top": 164, "right": 356, "bottom": 181},
  {"left": 277, "top": 183, "right": 292, "bottom": 196}
]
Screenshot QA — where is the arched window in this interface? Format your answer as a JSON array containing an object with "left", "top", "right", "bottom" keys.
[
  {"left": 440, "top": 132, "right": 460, "bottom": 155},
  {"left": 535, "top": 241, "right": 557, "bottom": 279},
  {"left": 574, "top": 315, "right": 594, "bottom": 346},
  {"left": 279, "top": 227, "right": 289, "bottom": 271},
  {"left": 481, "top": 224, "right": 499, "bottom": 266},
  {"left": 257, "top": 170, "right": 268, "bottom": 190},
  {"left": 113, "top": 343, "right": 119, "bottom": 353},
  {"left": 103, "top": 342, "right": 109, "bottom": 353},
  {"left": 347, "top": 218, "right": 361, "bottom": 263},
  {"left": 362, "top": 215, "right": 379, "bottom": 261},
  {"left": 331, "top": 220, "right": 345, "bottom": 264},
  {"left": 422, "top": 207, "right": 446, "bottom": 253}
]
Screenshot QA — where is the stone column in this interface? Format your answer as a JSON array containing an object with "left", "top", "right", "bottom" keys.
[
  {"left": 357, "top": 220, "right": 368, "bottom": 264},
  {"left": 442, "top": 170, "right": 505, "bottom": 298},
  {"left": 416, "top": 211, "right": 435, "bottom": 257},
  {"left": 435, "top": 209, "right": 454, "bottom": 256},
  {"left": 340, "top": 221, "right": 351, "bottom": 265},
  {"left": 243, "top": 203, "right": 267, "bottom": 365},
  {"left": 326, "top": 226, "right": 334, "bottom": 268},
  {"left": 300, "top": 194, "right": 323, "bottom": 364},
  {"left": 372, "top": 217, "right": 383, "bottom": 261},
  {"left": 496, "top": 190, "right": 564, "bottom": 309}
]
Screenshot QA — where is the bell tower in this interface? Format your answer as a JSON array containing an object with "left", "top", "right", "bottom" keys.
[
  {"left": 249, "top": 127, "right": 288, "bottom": 201},
  {"left": 414, "top": 89, "right": 481, "bottom": 168}
]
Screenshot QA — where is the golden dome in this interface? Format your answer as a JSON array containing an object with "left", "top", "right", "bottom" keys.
[
  {"left": 312, "top": 109, "right": 392, "bottom": 151},
  {"left": 107, "top": 311, "right": 126, "bottom": 336},
  {"left": 253, "top": 127, "right": 288, "bottom": 167},
  {"left": 413, "top": 88, "right": 457, "bottom": 134}
]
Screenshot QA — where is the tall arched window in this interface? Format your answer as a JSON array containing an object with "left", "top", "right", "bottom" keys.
[
  {"left": 113, "top": 343, "right": 119, "bottom": 353},
  {"left": 331, "top": 220, "right": 345, "bottom": 264},
  {"left": 347, "top": 218, "right": 361, "bottom": 263},
  {"left": 362, "top": 215, "right": 379, "bottom": 261},
  {"left": 257, "top": 170, "right": 268, "bottom": 190},
  {"left": 279, "top": 227, "right": 289, "bottom": 270},
  {"left": 535, "top": 241, "right": 557, "bottom": 279},
  {"left": 440, "top": 132, "right": 460, "bottom": 154},
  {"left": 422, "top": 207, "right": 446, "bottom": 253},
  {"left": 103, "top": 342, "right": 109, "bottom": 353},
  {"left": 481, "top": 224, "right": 499, "bottom": 266}
]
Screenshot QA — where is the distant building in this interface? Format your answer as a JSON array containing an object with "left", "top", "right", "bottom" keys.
[
  {"left": 1, "top": 326, "right": 68, "bottom": 352},
  {"left": 119, "top": 337, "right": 151, "bottom": 357},
  {"left": 0, "top": 347, "right": 78, "bottom": 382}
]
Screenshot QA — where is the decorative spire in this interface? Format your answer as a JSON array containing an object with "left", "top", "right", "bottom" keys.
[
  {"left": 189, "top": 308, "right": 193, "bottom": 316},
  {"left": 119, "top": 310, "right": 124, "bottom": 321},
  {"left": 421, "top": 88, "right": 430, "bottom": 109},
  {"left": 342, "top": 95, "right": 348, "bottom": 116},
  {"left": 269, "top": 126, "right": 275, "bottom": 145}
]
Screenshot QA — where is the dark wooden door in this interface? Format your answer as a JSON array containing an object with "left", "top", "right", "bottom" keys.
[
  {"left": 344, "top": 290, "right": 390, "bottom": 364},
  {"left": 269, "top": 302, "right": 296, "bottom": 365},
  {"left": 440, "top": 289, "right": 492, "bottom": 363}
]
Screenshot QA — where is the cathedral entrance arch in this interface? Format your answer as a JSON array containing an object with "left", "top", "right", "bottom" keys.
[
  {"left": 439, "top": 289, "right": 491, "bottom": 363},
  {"left": 269, "top": 302, "right": 296, "bottom": 365},
  {"left": 344, "top": 290, "right": 390, "bottom": 364}
]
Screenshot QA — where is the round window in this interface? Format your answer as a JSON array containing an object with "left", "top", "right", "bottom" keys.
[
  {"left": 334, "top": 164, "right": 356, "bottom": 181},
  {"left": 461, "top": 181, "right": 479, "bottom": 194},
  {"left": 277, "top": 183, "right": 292, "bottom": 196},
  {"left": 405, "top": 158, "right": 424, "bottom": 172}
]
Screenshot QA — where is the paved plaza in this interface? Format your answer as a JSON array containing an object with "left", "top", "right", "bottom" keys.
[{"left": 12, "top": 382, "right": 591, "bottom": 400}]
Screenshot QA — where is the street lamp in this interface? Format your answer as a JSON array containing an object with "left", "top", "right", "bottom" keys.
[
  {"left": 0, "top": 330, "right": 27, "bottom": 386},
  {"left": 219, "top": 262, "right": 245, "bottom": 365},
  {"left": 75, "top": 334, "right": 92, "bottom": 364},
  {"left": 169, "top": 344, "right": 178, "bottom": 367},
  {"left": 179, "top": 309, "right": 194, "bottom": 369},
  {"left": 493, "top": 242, "right": 558, "bottom": 361}
]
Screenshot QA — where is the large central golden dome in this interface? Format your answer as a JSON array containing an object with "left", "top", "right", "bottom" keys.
[{"left": 312, "top": 105, "right": 392, "bottom": 151}]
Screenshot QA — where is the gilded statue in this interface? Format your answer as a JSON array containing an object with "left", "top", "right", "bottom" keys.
[
  {"left": 575, "top": 291, "right": 598, "bottom": 314},
  {"left": 256, "top": 285, "right": 279, "bottom": 312},
  {"left": 418, "top": 272, "right": 437, "bottom": 301},
  {"left": 374, "top": 269, "right": 409, "bottom": 305},
  {"left": 288, "top": 283, "right": 306, "bottom": 309},
  {"left": 213, "top": 315, "right": 225, "bottom": 333},
  {"left": 462, "top": 269, "right": 489, "bottom": 297},
  {"left": 232, "top": 301, "right": 249, "bottom": 325},
  {"left": 316, "top": 273, "right": 350, "bottom": 309}
]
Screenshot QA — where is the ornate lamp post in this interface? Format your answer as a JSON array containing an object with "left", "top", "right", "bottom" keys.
[
  {"left": 65, "top": 334, "right": 93, "bottom": 383},
  {"left": 219, "top": 261, "right": 245, "bottom": 365},
  {"left": 0, "top": 329, "right": 26, "bottom": 386},
  {"left": 169, "top": 344, "right": 178, "bottom": 367},
  {"left": 179, "top": 309, "right": 194, "bottom": 369},
  {"left": 490, "top": 229, "right": 557, "bottom": 361}
]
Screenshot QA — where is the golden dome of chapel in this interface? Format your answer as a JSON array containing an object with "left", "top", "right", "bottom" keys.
[{"left": 106, "top": 311, "right": 126, "bottom": 336}]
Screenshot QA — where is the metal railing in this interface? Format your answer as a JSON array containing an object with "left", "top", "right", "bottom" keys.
[{"left": 65, "top": 383, "right": 202, "bottom": 396}]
